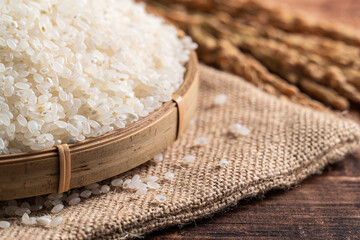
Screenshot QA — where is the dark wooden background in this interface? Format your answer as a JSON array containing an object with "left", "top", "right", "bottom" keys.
[{"left": 148, "top": 1, "right": 360, "bottom": 239}]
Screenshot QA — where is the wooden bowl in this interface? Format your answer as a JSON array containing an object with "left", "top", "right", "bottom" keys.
[{"left": 0, "top": 51, "right": 199, "bottom": 201}]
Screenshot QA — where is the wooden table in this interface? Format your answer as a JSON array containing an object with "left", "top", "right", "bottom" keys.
[{"left": 148, "top": 1, "right": 360, "bottom": 239}]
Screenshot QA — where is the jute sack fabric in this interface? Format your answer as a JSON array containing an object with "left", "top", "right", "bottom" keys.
[{"left": 2, "top": 65, "right": 360, "bottom": 239}]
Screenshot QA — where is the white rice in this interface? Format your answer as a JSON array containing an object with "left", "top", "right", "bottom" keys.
[
  {"left": 0, "top": 0, "right": 196, "bottom": 154},
  {"left": 154, "top": 194, "right": 166, "bottom": 203},
  {"left": 219, "top": 158, "right": 228, "bottom": 167},
  {"left": 230, "top": 123, "right": 250, "bottom": 136},
  {"left": 214, "top": 94, "right": 227, "bottom": 105},
  {"left": 193, "top": 137, "right": 209, "bottom": 146},
  {"left": 50, "top": 216, "right": 63, "bottom": 227},
  {"left": 164, "top": 172, "right": 174, "bottom": 180},
  {"left": 0, "top": 220, "right": 10, "bottom": 229}
]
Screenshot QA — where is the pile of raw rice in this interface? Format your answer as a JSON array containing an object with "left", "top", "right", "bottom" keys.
[{"left": 0, "top": 0, "right": 196, "bottom": 154}]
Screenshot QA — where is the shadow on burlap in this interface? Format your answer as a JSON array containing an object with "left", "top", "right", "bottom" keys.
[{"left": 2, "top": 65, "right": 360, "bottom": 239}]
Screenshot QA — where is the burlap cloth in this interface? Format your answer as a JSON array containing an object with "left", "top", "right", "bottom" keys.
[{"left": 2, "top": 65, "right": 360, "bottom": 239}]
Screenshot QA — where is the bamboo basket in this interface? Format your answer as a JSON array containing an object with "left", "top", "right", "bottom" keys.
[{"left": 0, "top": 51, "right": 199, "bottom": 201}]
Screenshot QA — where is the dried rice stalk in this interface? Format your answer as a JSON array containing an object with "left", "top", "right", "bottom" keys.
[
  {"left": 143, "top": 0, "right": 360, "bottom": 110},
  {"left": 145, "top": 0, "right": 360, "bottom": 47},
  {"left": 146, "top": 4, "right": 326, "bottom": 109},
  {"left": 217, "top": 40, "right": 326, "bottom": 110},
  {"left": 214, "top": 13, "right": 360, "bottom": 69},
  {"left": 299, "top": 79, "right": 349, "bottom": 110},
  {"left": 235, "top": 35, "right": 360, "bottom": 106}
]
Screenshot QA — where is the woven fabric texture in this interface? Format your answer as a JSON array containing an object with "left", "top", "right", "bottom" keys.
[{"left": 2, "top": 65, "right": 360, "bottom": 239}]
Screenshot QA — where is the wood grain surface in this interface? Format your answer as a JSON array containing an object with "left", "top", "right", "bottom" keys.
[{"left": 148, "top": 1, "right": 360, "bottom": 239}]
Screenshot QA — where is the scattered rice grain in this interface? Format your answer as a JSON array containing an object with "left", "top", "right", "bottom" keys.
[
  {"left": 80, "top": 190, "right": 92, "bottom": 199},
  {"left": 155, "top": 194, "right": 167, "bottom": 203},
  {"left": 15, "top": 208, "right": 31, "bottom": 216},
  {"left": 68, "top": 197, "right": 81, "bottom": 206},
  {"left": 230, "top": 123, "right": 250, "bottom": 136},
  {"left": 50, "top": 217, "right": 63, "bottom": 227},
  {"left": 51, "top": 204, "right": 64, "bottom": 214},
  {"left": 0, "top": 221, "right": 10, "bottom": 229},
  {"left": 219, "top": 158, "right": 229, "bottom": 167},
  {"left": 91, "top": 188, "right": 102, "bottom": 195},
  {"left": 20, "top": 202, "right": 31, "bottom": 209},
  {"left": 147, "top": 181, "right": 160, "bottom": 189},
  {"left": 123, "top": 179, "right": 131, "bottom": 189},
  {"left": 142, "top": 176, "right": 159, "bottom": 182},
  {"left": 48, "top": 193, "right": 63, "bottom": 200},
  {"left": 21, "top": 213, "right": 33, "bottom": 225},
  {"left": 153, "top": 153, "right": 164, "bottom": 163},
  {"left": 85, "top": 183, "right": 100, "bottom": 190},
  {"left": 37, "top": 216, "right": 51, "bottom": 226},
  {"left": 214, "top": 94, "right": 227, "bottom": 105},
  {"left": 164, "top": 172, "right": 174, "bottom": 180},
  {"left": 182, "top": 155, "right": 196, "bottom": 163},
  {"left": 193, "top": 137, "right": 209, "bottom": 146},
  {"left": 111, "top": 178, "right": 123, "bottom": 187}
]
